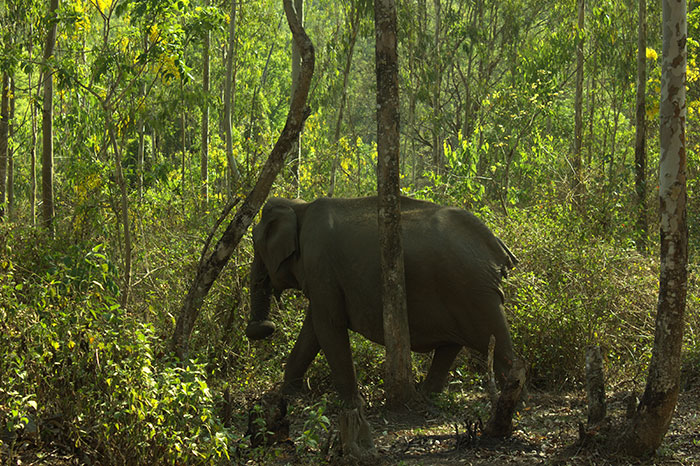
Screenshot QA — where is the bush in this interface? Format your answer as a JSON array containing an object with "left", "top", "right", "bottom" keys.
[
  {"left": 0, "top": 226, "right": 241, "bottom": 464},
  {"left": 499, "top": 205, "right": 659, "bottom": 388}
]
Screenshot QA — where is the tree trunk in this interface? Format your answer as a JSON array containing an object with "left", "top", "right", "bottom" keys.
[
  {"left": 634, "top": 0, "right": 648, "bottom": 253},
  {"left": 42, "top": 0, "right": 59, "bottom": 234},
  {"left": 223, "top": 0, "right": 240, "bottom": 192},
  {"left": 328, "top": 0, "right": 360, "bottom": 198},
  {"left": 7, "top": 77, "right": 14, "bottom": 219},
  {"left": 0, "top": 72, "right": 9, "bottom": 218},
  {"left": 431, "top": 0, "right": 442, "bottom": 173},
  {"left": 375, "top": 0, "right": 414, "bottom": 409},
  {"left": 172, "top": 0, "right": 314, "bottom": 358},
  {"left": 31, "top": 74, "right": 38, "bottom": 226},
  {"left": 201, "top": 7, "right": 210, "bottom": 205},
  {"left": 621, "top": 0, "right": 687, "bottom": 455},
  {"left": 106, "top": 111, "right": 133, "bottom": 309},
  {"left": 137, "top": 36, "right": 147, "bottom": 202},
  {"left": 289, "top": 0, "right": 303, "bottom": 192},
  {"left": 585, "top": 345, "right": 606, "bottom": 426},
  {"left": 573, "top": 0, "right": 585, "bottom": 197},
  {"left": 181, "top": 82, "right": 186, "bottom": 200}
]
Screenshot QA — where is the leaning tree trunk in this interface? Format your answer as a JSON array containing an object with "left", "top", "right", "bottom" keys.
[
  {"left": 620, "top": 0, "right": 687, "bottom": 455},
  {"left": 375, "top": 0, "right": 414, "bottom": 409},
  {"left": 42, "top": 0, "right": 60, "bottom": 234},
  {"left": 634, "top": 0, "right": 648, "bottom": 253},
  {"left": 172, "top": 0, "right": 314, "bottom": 358}
]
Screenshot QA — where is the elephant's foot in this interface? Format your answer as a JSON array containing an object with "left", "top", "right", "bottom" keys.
[
  {"left": 338, "top": 407, "right": 375, "bottom": 458},
  {"left": 246, "top": 320, "right": 276, "bottom": 340},
  {"left": 280, "top": 378, "right": 306, "bottom": 396}
]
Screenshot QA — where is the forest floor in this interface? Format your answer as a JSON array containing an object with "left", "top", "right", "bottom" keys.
[
  {"left": 272, "top": 385, "right": 700, "bottom": 466},
  {"left": 5, "top": 386, "right": 699, "bottom": 465}
]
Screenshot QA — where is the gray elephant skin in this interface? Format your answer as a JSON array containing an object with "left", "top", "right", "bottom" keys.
[{"left": 246, "top": 196, "right": 518, "bottom": 408}]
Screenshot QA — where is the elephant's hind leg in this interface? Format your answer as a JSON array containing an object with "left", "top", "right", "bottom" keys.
[
  {"left": 421, "top": 344, "right": 461, "bottom": 393},
  {"left": 282, "top": 310, "right": 320, "bottom": 394}
]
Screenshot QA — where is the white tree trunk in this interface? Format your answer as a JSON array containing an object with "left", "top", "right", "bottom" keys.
[{"left": 622, "top": 0, "right": 687, "bottom": 455}]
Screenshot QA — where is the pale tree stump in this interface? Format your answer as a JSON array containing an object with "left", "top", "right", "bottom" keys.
[
  {"left": 483, "top": 358, "right": 527, "bottom": 438},
  {"left": 585, "top": 344, "right": 606, "bottom": 426},
  {"left": 338, "top": 407, "right": 375, "bottom": 458},
  {"left": 486, "top": 334, "right": 499, "bottom": 405}
]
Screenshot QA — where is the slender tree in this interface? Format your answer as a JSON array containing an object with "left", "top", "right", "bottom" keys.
[
  {"left": 7, "top": 76, "right": 14, "bottom": 218},
  {"left": 223, "top": 0, "right": 240, "bottom": 192},
  {"left": 201, "top": 0, "right": 210, "bottom": 205},
  {"left": 634, "top": 0, "right": 648, "bottom": 252},
  {"left": 573, "top": 0, "right": 585, "bottom": 196},
  {"left": 0, "top": 72, "right": 9, "bottom": 217},
  {"left": 29, "top": 33, "right": 38, "bottom": 226},
  {"left": 328, "top": 0, "right": 361, "bottom": 197},
  {"left": 41, "top": 0, "right": 59, "bottom": 233},
  {"left": 375, "top": 0, "right": 414, "bottom": 408},
  {"left": 621, "top": 0, "right": 687, "bottom": 455},
  {"left": 289, "top": 0, "right": 303, "bottom": 193}
]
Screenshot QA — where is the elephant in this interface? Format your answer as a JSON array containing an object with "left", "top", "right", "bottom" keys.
[{"left": 246, "top": 196, "right": 518, "bottom": 410}]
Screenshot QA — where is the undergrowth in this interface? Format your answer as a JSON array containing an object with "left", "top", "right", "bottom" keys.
[{"left": 0, "top": 193, "right": 698, "bottom": 464}]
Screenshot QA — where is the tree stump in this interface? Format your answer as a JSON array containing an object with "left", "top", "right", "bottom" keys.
[
  {"left": 246, "top": 392, "right": 290, "bottom": 447},
  {"left": 483, "top": 358, "right": 527, "bottom": 438},
  {"left": 338, "top": 407, "right": 375, "bottom": 458},
  {"left": 585, "top": 344, "right": 606, "bottom": 426}
]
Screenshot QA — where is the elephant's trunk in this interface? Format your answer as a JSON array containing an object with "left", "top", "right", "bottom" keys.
[{"left": 246, "top": 252, "right": 276, "bottom": 340}]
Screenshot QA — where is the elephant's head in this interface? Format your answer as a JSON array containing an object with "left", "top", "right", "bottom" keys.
[{"left": 246, "top": 199, "right": 304, "bottom": 340}]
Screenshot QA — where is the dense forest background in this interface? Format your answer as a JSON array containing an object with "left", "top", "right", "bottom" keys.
[{"left": 0, "top": 0, "right": 698, "bottom": 463}]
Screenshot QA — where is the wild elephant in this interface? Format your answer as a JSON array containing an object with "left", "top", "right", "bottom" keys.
[{"left": 246, "top": 196, "right": 518, "bottom": 453}]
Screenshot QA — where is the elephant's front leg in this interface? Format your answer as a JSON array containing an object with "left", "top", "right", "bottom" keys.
[
  {"left": 282, "top": 310, "right": 320, "bottom": 394},
  {"left": 310, "top": 299, "right": 375, "bottom": 458},
  {"left": 422, "top": 344, "right": 462, "bottom": 394}
]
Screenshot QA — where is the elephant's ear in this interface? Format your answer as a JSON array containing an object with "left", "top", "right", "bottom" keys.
[{"left": 254, "top": 203, "right": 298, "bottom": 274}]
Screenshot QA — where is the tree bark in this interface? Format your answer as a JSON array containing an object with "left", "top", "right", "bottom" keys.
[
  {"left": 0, "top": 72, "right": 9, "bottom": 218},
  {"left": 573, "top": 0, "right": 585, "bottom": 197},
  {"left": 42, "top": 0, "right": 60, "bottom": 234},
  {"left": 621, "top": 0, "right": 687, "bottom": 455},
  {"left": 634, "top": 0, "right": 648, "bottom": 253},
  {"left": 375, "top": 0, "right": 414, "bottom": 409},
  {"left": 201, "top": 6, "right": 210, "bottom": 205},
  {"left": 289, "top": 0, "right": 303, "bottom": 193},
  {"left": 172, "top": 0, "right": 314, "bottom": 358},
  {"left": 223, "top": 0, "right": 240, "bottom": 192}
]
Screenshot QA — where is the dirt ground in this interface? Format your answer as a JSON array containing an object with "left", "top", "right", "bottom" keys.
[
  {"left": 273, "top": 386, "right": 700, "bottom": 466},
  {"left": 4, "top": 387, "right": 699, "bottom": 465},
  {"left": 353, "top": 387, "right": 700, "bottom": 466}
]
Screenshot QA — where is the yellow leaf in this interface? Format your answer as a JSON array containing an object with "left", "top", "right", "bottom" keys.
[{"left": 646, "top": 47, "right": 658, "bottom": 60}]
